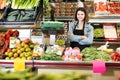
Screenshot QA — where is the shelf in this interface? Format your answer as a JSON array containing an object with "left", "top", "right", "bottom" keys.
[
  {"left": 45, "top": 16, "right": 74, "bottom": 21},
  {"left": 0, "top": 20, "right": 41, "bottom": 29},
  {"left": 93, "top": 41, "right": 120, "bottom": 45},
  {"left": 0, "top": 11, "right": 41, "bottom": 27},
  {"left": 89, "top": 16, "right": 120, "bottom": 23},
  {"left": 0, "top": 60, "right": 120, "bottom": 68},
  {"left": 45, "top": 16, "right": 120, "bottom": 23}
]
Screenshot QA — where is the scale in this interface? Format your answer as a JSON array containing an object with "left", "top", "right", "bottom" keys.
[{"left": 40, "top": 21, "right": 64, "bottom": 45}]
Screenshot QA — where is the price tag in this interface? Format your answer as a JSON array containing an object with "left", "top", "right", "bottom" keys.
[
  {"left": 14, "top": 58, "right": 25, "bottom": 71},
  {"left": 104, "top": 25, "right": 118, "bottom": 38},
  {"left": 33, "top": 45, "right": 41, "bottom": 53},
  {"left": 9, "top": 37, "right": 20, "bottom": 48},
  {"left": 92, "top": 60, "right": 106, "bottom": 73},
  {"left": 50, "top": 34, "right": 56, "bottom": 45}
]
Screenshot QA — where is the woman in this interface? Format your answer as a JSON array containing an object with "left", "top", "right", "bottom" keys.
[{"left": 68, "top": 7, "right": 94, "bottom": 51}]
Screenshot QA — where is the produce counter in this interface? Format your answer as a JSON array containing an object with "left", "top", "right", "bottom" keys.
[{"left": 0, "top": 60, "right": 120, "bottom": 68}]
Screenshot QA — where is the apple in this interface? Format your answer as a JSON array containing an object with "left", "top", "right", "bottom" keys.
[
  {"left": 24, "top": 38, "right": 31, "bottom": 44},
  {"left": 7, "top": 48, "right": 12, "bottom": 52},
  {"left": 76, "top": 54, "right": 82, "bottom": 60}
]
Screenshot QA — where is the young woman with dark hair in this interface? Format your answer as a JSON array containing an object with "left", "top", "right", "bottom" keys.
[{"left": 68, "top": 7, "right": 94, "bottom": 51}]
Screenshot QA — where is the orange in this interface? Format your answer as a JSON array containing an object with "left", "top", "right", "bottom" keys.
[
  {"left": 17, "top": 50, "right": 22, "bottom": 54},
  {"left": 24, "top": 38, "right": 31, "bottom": 44},
  {"left": 27, "top": 56, "right": 32, "bottom": 60},
  {"left": 11, "top": 57, "right": 14, "bottom": 60},
  {"left": 20, "top": 53, "right": 25, "bottom": 58},
  {"left": 69, "top": 55, "right": 75, "bottom": 60},
  {"left": 32, "top": 53, "right": 38, "bottom": 57},
  {"left": 62, "top": 55, "right": 66, "bottom": 60},
  {"left": 16, "top": 43, "right": 21, "bottom": 49},
  {"left": 4, "top": 52, "right": 9, "bottom": 56},
  {"left": 14, "top": 53, "right": 19, "bottom": 58},
  {"left": 12, "top": 48, "right": 17, "bottom": 53},
  {"left": 8, "top": 52, "right": 13, "bottom": 58}
]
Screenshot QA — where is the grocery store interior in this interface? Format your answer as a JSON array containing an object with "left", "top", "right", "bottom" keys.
[{"left": 0, "top": 0, "right": 120, "bottom": 80}]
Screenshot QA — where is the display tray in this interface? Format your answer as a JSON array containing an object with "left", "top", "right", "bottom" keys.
[
  {"left": 93, "top": 38, "right": 105, "bottom": 42},
  {"left": 40, "top": 21, "right": 64, "bottom": 30},
  {"left": 0, "top": 4, "right": 41, "bottom": 25}
]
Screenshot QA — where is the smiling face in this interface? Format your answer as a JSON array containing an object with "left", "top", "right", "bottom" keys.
[
  {"left": 77, "top": 10, "right": 85, "bottom": 21},
  {"left": 74, "top": 7, "right": 89, "bottom": 22}
]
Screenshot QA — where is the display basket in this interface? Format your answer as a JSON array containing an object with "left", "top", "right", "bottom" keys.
[
  {"left": 0, "top": 0, "right": 41, "bottom": 25},
  {"left": 40, "top": 21, "right": 64, "bottom": 30}
]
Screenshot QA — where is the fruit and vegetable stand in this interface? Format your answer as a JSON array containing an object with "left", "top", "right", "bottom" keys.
[{"left": 0, "top": 0, "right": 120, "bottom": 80}]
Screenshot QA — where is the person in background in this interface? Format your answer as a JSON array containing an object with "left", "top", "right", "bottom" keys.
[{"left": 68, "top": 7, "right": 94, "bottom": 51}]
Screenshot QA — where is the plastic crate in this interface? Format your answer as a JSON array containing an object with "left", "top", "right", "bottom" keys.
[{"left": 40, "top": 21, "right": 64, "bottom": 30}]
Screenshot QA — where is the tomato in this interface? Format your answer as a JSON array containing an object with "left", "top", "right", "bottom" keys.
[
  {"left": 76, "top": 54, "right": 82, "bottom": 60},
  {"left": 6, "top": 29, "right": 13, "bottom": 36},
  {"left": 24, "top": 38, "right": 31, "bottom": 44}
]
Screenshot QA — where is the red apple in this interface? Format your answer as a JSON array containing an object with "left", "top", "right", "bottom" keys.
[
  {"left": 7, "top": 48, "right": 12, "bottom": 52},
  {"left": 24, "top": 38, "right": 31, "bottom": 44},
  {"left": 76, "top": 54, "right": 82, "bottom": 60}
]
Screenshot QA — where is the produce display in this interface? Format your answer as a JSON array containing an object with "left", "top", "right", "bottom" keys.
[
  {"left": 0, "top": 1, "right": 120, "bottom": 80},
  {"left": 0, "top": 28, "right": 119, "bottom": 62},
  {"left": 94, "top": 28, "right": 104, "bottom": 38},
  {"left": 0, "top": 29, "right": 19, "bottom": 58},
  {"left": 111, "top": 51, "right": 120, "bottom": 61},
  {"left": 81, "top": 47, "right": 110, "bottom": 61},
  {"left": 6, "top": 10, "right": 36, "bottom": 21},
  {"left": 0, "top": 67, "right": 91, "bottom": 80},
  {"left": 0, "top": 0, "right": 40, "bottom": 23},
  {"left": 11, "top": 0, "right": 39, "bottom": 9},
  {"left": 4, "top": 38, "right": 35, "bottom": 60},
  {"left": 36, "top": 45, "right": 64, "bottom": 60},
  {"left": 107, "top": 2, "right": 120, "bottom": 15},
  {"left": 94, "top": 1, "right": 107, "bottom": 12},
  {"left": 62, "top": 47, "right": 82, "bottom": 61},
  {"left": 55, "top": 39, "right": 65, "bottom": 46}
]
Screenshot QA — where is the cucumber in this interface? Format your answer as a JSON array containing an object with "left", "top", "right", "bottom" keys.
[
  {"left": 22, "top": 16, "right": 31, "bottom": 21},
  {"left": 25, "top": 11, "right": 34, "bottom": 17},
  {"left": 7, "top": 16, "right": 16, "bottom": 21},
  {"left": 16, "top": 13, "right": 21, "bottom": 21},
  {"left": 8, "top": 10, "right": 19, "bottom": 16},
  {"left": 20, "top": 11, "right": 25, "bottom": 16}
]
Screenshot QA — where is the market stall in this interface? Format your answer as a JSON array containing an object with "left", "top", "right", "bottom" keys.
[{"left": 0, "top": 0, "right": 120, "bottom": 80}]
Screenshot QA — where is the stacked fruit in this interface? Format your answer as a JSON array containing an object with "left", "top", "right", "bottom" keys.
[
  {"left": 111, "top": 51, "right": 120, "bottom": 61},
  {"left": 107, "top": 2, "right": 120, "bottom": 14},
  {"left": 4, "top": 38, "right": 35, "bottom": 60},
  {"left": 62, "top": 47, "right": 82, "bottom": 61},
  {"left": 94, "top": 1, "right": 107, "bottom": 12}
]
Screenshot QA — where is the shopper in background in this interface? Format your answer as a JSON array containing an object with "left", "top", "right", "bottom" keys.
[{"left": 68, "top": 7, "right": 94, "bottom": 51}]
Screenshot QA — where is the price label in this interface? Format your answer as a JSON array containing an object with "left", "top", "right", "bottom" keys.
[
  {"left": 9, "top": 37, "right": 20, "bottom": 48},
  {"left": 92, "top": 60, "right": 106, "bottom": 73},
  {"left": 14, "top": 58, "right": 25, "bottom": 71}
]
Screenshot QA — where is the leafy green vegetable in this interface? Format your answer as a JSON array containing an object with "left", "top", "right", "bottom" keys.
[
  {"left": 11, "top": 0, "right": 39, "bottom": 9},
  {"left": 94, "top": 28, "right": 104, "bottom": 38},
  {"left": 81, "top": 47, "right": 110, "bottom": 61},
  {"left": 38, "top": 53, "right": 62, "bottom": 60},
  {"left": 55, "top": 40, "right": 65, "bottom": 46}
]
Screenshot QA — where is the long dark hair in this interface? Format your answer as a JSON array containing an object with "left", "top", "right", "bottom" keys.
[{"left": 74, "top": 7, "right": 89, "bottom": 22}]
